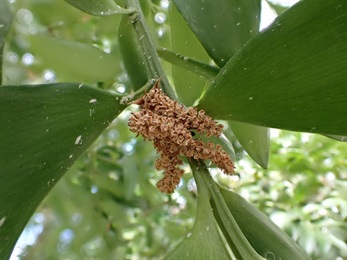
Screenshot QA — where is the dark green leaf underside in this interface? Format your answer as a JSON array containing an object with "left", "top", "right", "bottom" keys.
[{"left": 0, "top": 83, "right": 124, "bottom": 259}]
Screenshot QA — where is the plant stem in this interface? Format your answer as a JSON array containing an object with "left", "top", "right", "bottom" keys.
[
  {"left": 120, "top": 78, "right": 157, "bottom": 104},
  {"left": 125, "top": 0, "right": 178, "bottom": 101},
  {"left": 157, "top": 46, "right": 220, "bottom": 81}
]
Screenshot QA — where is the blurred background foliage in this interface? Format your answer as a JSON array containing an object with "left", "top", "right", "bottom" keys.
[{"left": 2, "top": 0, "right": 346, "bottom": 259}]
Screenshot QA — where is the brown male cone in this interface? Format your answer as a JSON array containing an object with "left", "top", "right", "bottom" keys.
[{"left": 128, "top": 81, "right": 234, "bottom": 193}]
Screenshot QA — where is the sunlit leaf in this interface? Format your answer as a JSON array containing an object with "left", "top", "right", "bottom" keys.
[
  {"left": 199, "top": 0, "right": 347, "bottom": 136},
  {"left": 0, "top": 83, "right": 125, "bottom": 259},
  {"left": 172, "top": 0, "right": 261, "bottom": 67},
  {"left": 65, "top": 0, "right": 134, "bottom": 16}
]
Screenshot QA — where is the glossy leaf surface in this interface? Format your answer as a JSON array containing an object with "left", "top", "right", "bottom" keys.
[
  {"left": 199, "top": 0, "right": 347, "bottom": 136},
  {"left": 172, "top": 0, "right": 261, "bottom": 67},
  {"left": 0, "top": 83, "right": 125, "bottom": 259}
]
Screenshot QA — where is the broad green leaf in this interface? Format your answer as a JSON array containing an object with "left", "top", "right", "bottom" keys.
[
  {"left": 169, "top": 3, "right": 210, "bottom": 106},
  {"left": 65, "top": 0, "right": 134, "bottom": 16},
  {"left": 0, "top": 0, "right": 13, "bottom": 84},
  {"left": 229, "top": 121, "right": 270, "bottom": 168},
  {"left": 172, "top": 0, "right": 261, "bottom": 67},
  {"left": 199, "top": 0, "right": 347, "bottom": 136},
  {"left": 28, "top": 35, "right": 120, "bottom": 83},
  {"left": 218, "top": 187, "right": 310, "bottom": 259},
  {"left": 0, "top": 83, "right": 125, "bottom": 259}
]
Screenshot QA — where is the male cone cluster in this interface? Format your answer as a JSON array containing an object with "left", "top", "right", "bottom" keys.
[{"left": 128, "top": 81, "right": 234, "bottom": 193}]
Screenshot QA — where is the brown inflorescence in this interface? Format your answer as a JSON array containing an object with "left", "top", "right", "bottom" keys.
[{"left": 128, "top": 81, "right": 234, "bottom": 194}]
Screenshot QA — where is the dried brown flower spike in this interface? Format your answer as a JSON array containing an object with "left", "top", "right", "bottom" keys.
[{"left": 128, "top": 80, "right": 234, "bottom": 193}]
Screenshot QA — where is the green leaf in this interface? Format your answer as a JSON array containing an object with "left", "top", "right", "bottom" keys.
[
  {"left": 228, "top": 121, "right": 270, "bottom": 168},
  {"left": 169, "top": 3, "right": 210, "bottom": 106},
  {"left": 199, "top": 0, "right": 347, "bottom": 136},
  {"left": 28, "top": 35, "right": 120, "bottom": 83},
  {"left": 218, "top": 187, "right": 310, "bottom": 259},
  {"left": 172, "top": 0, "right": 261, "bottom": 67},
  {"left": 0, "top": 83, "right": 125, "bottom": 259},
  {"left": 166, "top": 161, "right": 232, "bottom": 259},
  {"left": 187, "top": 160, "right": 264, "bottom": 260},
  {"left": 65, "top": 0, "right": 134, "bottom": 16}
]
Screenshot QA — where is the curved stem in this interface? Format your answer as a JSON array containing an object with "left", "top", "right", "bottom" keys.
[
  {"left": 157, "top": 46, "right": 220, "bottom": 81},
  {"left": 125, "top": 0, "right": 178, "bottom": 101}
]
